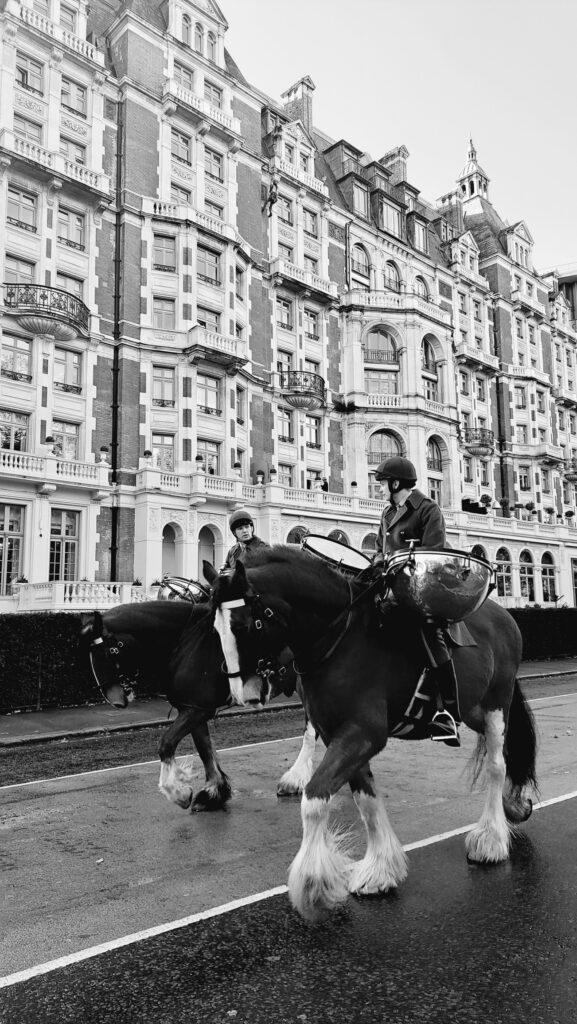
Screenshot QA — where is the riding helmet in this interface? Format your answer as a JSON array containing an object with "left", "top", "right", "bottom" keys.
[
  {"left": 374, "top": 456, "right": 417, "bottom": 484},
  {"left": 229, "top": 509, "right": 254, "bottom": 533}
]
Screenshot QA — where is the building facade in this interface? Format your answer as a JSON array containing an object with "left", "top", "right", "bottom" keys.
[{"left": 1, "top": 0, "right": 577, "bottom": 611}]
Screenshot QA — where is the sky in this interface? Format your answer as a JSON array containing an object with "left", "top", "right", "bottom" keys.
[{"left": 222, "top": 0, "right": 577, "bottom": 274}]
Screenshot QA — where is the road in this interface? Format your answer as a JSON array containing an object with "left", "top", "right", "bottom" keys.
[{"left": 1, "top": 678, "right": 577, "bottom": 1022}]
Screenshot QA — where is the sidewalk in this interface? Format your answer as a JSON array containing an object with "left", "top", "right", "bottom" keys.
[{"left": 1, "top": 658, "right": 576, "bottom": 748}]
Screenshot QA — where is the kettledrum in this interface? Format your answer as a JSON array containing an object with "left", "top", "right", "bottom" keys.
[{"left": 384, "top": 546, "right": 494, "bottom": 623}]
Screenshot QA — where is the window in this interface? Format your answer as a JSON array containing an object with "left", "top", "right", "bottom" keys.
[
  {"left": 517, "top": 424, "right": 528, "bottom": 444},
  {"left": 235, "top": 266, "right": 245, "bottom": 301},
  {"left": 381, "top": 202, "right": 401, "bottom": 236},
  {"left": 559, "top": 410, "right": 566, "bottom": 431},
  {"left": 197, "top": 373, "right": 220, "bottom": 415},
  {"left": 414, "top": 276, "right": 429, "bottom": 300},
  {"left": 571, "top": 414, "right": 577, "bottom": 435},
  {"left": 463, "top": 456, "right": 473, "bottom": 483},
  {"left": 304, "top": 358, "right": 319, "bottom": 375},
  {"left": 205, "top": 200, "right": 223, "bottom": 220},
  {"left": 7, "top": 187, "right": 36, "bottom": 231},
  {"left": 56, "top": 271, "right": 83, "bottom": 299},
  {"left": 54, "top": 349, "right": 81, "bottom": 393},
  {"left": 305, "top": 415, "right": 321, "bottom": 448},
  {"left": 197, "top": 246, "right": 221, "bottom": 286},
  {"left": 171, "top": 128, "right": 192, "bottom": 165},
  {"left": 153, "top": 235, "right": 176, "bottom": 272},
  {"left": 364, "top": 369, "right": 398, "bottom": 395},
  {"left": 235, "top": 323, "right": 244, "bottom": 340},
  {"left": 13, "top": 114, "right": 43, "bottom": 144},
  {"left": 351, "top": 244, "right": 369, "bottom": 276},
  {"left": 51, "top": 420, "right": 78, "bottom": 460},
  {"left": 152, "top": 432, "right": 175, "bottom": 471},
  {"left": 61, "top": 77, "right": 87, "bottom": 117},
  {"left": 537, "top": 390, "right": 545, "bottom": 414},
  {"left": 304, "top": 255, "right": 318, "bottom": 275},
  {"left": 428, "top": 477, "right": 441, "bottom": 504},
  {"left": 384, "top": 262, "right": 401, "bottom": 292},
  {"left": 300, "top": 152, "right": 310, "bottom": 173},
  {"left": 171, "top": 182, "right": 191, "bottom": 204},
  {"left": 49, "top": 509, "right": 79, "bottom": 581},
  {"left": 57, "top": 207, "right": 85, "bottom": 250},
  {"left": 459, "top": 371, "right": 469, "bottom": 395},
  {"left": 541, "top": 468, "right": 551, "bottom": 493},
  {"left": 204, "top": 147, "right": 223, "bottom": 182},
  {"left": 515, "top": 318, "right": 523, "bottom": 339},
  {"left": 1, "top": 336, "right": 32, "bottom": 381},
  {"left": 16, "top": 52, "right": 44, "bottom": 94},
  {"left": 278, "top": 463, "right": 293, "bottom": 487},
  {"left": 5, "top": 256, "right": 35, "bottom": 285},
  {"left": 542, "top": 554, "right": 556, "bottom": 603},
  {"left": 60, "top": 3, "right": 76, "bottom": 31},
  {"left": 0, "top": 409, "right": 28, "bottom": 451},
  {"left": 366, "top": 327, "right": 397, "bottom": 363},
  {"left": 304, "top": 308, "right": 319, "bottom": 340},
  {"left": 236, "top": 386, "right": 246, "bottom": 424},
  {"left": 413, "top": 220, "right": 427, "bottom": 252},
  {"left": 197, "top": 438, "right": 220, "bottom": 475},
  {"left": 152, "top": 366, "right": 175, "bottom": 407},
  {"left": 476, "top": 377, "right": 486, "bottom": 402},
  {"left": 284, "top": 143, "right": 294, "bottom": 164},
  {"left": 0, "top": 504, "right": 24, "bottom": 594},
  {"left": 278, "top": 243, "right": 294, "bottom": 263},
  {"left": 204, "top": 81, "right": 222, "bottom": 108},
  {"left": 303, "top": 208, "right": 318, "bottom": 237},
  {"left": 427, "top": 438, "right": 443, "bottom": 472},
  {"left": 458, "top": 292, "right": 467, "bottom": 313},
  {"left": 473, "top": 300, "right": 481, "bottom": 322},
  {"left": 194, "top": 22, "right": 203, "bottom": 51},
  {"left": 174, "top": 62, "right": 194, "bottom": 90},
  {"left": 496, "top": 548, "right": 512, "bottom": 597},
  {"left": 276, "top": 297, "right": 292, "bottom": 330},
  {"left": 519, "top": 550, "right": 535, "bottom": 602},
  {"left": 182, "top": 14, "right": 191, "bottom": 45},
  {"left": 368, "top": 430, "right": 401, "bottom": 467},
  {"left": 519, "top": 465, "right": 531, "bottom": 491},
  {"left": 421, "top": 338, "right": 436, "bottom": 373},
  {"left": 278, "top": 407, "right": 293, "bottom": 443},
  {"left": 277, "top": 196, "right": 293, "bottom": 224},
  {"left": 207, "top": 31, "right": 216, "bottom": 61},
  {"left": 514, "top": 386, "right": 526, "bottom": 409},
  {"left": 153, "top": 297, "right": 175, "bottom": 330},
  {"left": 353, "top": 184, "right": 369, "bottom": 217},
  {"left": 59, "top": 137, "right": 86, "bottom": 164},
  {"left": 33, "top": 0, "right": 49, "bottom": 14},
  {"left": 277, "top": 350, "right": 292, "bottom": 375}
]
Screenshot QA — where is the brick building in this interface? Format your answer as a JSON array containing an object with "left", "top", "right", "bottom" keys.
[{"left": 1, "top": 0, "right": 577, "bottom": 610}]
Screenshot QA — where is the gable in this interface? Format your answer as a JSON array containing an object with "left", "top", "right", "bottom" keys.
[
  {"left": 509, "top": 220, "right": 534, "bottom": 245},
  {"left": 284, "top": 119, "right": 316, "bottom": 150},
  {"left": 185, "top": 0, "right": 228, "bottom": 28}
]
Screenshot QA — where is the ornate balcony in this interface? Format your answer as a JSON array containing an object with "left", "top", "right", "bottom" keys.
[
  {"left": 280, "top": 370, "right": 326, "bottom": 411},
  {"left": 269, "top": 257, "right": 338, "bottom": 300},
  {"left": 185, "top": 325, "right": 247, "bottom": 371},
  {"left": 455, "top": 342, "right": 500, "bottom": 374},
  {"left": 462, "top": 427, "right": 495, "bottom": 457},
  {"left": 535, "top": 443, "right": 564, "bottom": 465},
  {"left": 3, "top": 283, "right": 90, "bottom": 340},
  {"left": 564, "top": 458, "right": 577, "bottom": 482}
]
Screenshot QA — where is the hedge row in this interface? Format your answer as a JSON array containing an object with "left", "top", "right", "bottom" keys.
[
  {"left": 0, "top": 607, "right": 576, "bottom": 714},
  {"left": 0, "top": 612, "right": 97, "bottom": 713}
]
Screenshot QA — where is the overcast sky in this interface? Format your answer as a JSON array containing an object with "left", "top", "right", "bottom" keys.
[{"left": 223, "top": 0, "right": 576, "bottom": 275}]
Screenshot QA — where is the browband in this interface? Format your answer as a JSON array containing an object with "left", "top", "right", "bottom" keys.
[{"left": 220, "top": 599, "right": 246, "bottom": 609}]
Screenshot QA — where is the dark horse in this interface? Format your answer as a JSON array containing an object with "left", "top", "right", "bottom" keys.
[
  {"left": 81, "top": 599, "right": 302, "bottom": 812},
  {"left": 207, "top": 546, "right": 538, "bottom": 924}
]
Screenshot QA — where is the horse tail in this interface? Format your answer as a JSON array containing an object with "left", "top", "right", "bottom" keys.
[{"left": 503, "top": 679, "right": 538, "bottom": 791}]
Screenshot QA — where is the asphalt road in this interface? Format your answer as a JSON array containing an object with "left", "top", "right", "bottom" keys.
[{"left": 2, "top": 679, "right": 577, "bottom": 1022}]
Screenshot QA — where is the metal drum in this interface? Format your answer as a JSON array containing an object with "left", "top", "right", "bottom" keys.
[
  {"left": 156, "top": 575, "right": 210, "bottom": 603},
  {"left": 301, "top": 534, "right": 372, "bottom": 580},
  {"left": 385, "top": 548, "right": 494, "bottom": 622}
]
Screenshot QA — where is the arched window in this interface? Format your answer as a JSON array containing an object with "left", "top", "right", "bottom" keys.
[
  {"left": 421, "top": 337, "right": 436, "bottom": 373},
  {"left": 368, "top": 430, "right": 401, "bottom": 467},
  {"left": 364, "top": 328, "right": 399, "bottom": 399},
  {"left": 194, "top": 22, "right": 204, "bottom": 51},
  {"left": 207, "top": 31, "right": 216, "bottom": 60},
  {"left": 182, "top": 13, "right": 191, "bottom": 45},
  {"left": 361, "top": 533, "right": 377, "bottom": 554},
  {"left": 328, "top": 529, "right": 349, "bottom": 545},
  {"left": 351, "top": 244, "right": 370, "bottom": 277},
  {"left": 198, "top": 525, "right": 215, "bottom": 567},
  {"left": 365, "top": 327, "right": 397, "bottom": 362},
  {"left": 162, "top": 523, "right": 177, "bottom": 577},
  {"left": 287, "top": 525, "right": 308, "bottom": 545},
  {"left": 471, "top": 544, "right": 487, "bottom": 560},
  {"left": 383, "top": 261, "right": 401, "bottom": 293},
  {"left": 519, "top": 549, "right": 534, "bottom": 602},
  {"left": 426, "top": 438, "right": 443, "bottom": 473},
  {"left": 541, "top": 552, "right": 556, "bottom": 603},
  {"left": 414, "top": 276, "right": 429, "bottom": 300},
  {"left": 421, "top": 335, "right": 439, "bottom": 401},
  {"left": 495, "top": 547, "right": 512, "bottom": 597}
]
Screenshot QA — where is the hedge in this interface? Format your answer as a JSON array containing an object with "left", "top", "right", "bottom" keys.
[
  {"left": 1, "top": 607, "right": 576, "bottom": 714},
  {"left": 0, "top": 612, "right": 97, "bottom": 713}
]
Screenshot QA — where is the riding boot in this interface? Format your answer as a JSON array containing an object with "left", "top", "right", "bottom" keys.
[{"left": 429, "top": 658, "right": 461, "bottom": 747}]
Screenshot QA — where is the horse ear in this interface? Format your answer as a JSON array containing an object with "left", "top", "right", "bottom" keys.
[
  {"left": 79, "top": 611, "right": 95, "bottom": 637},
  {"left": 203, "top": 560, "right": 218, "bottom": 584}
]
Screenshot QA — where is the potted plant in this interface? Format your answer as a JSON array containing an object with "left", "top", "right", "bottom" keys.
[
  {"left": 479, "top": 494, "right": 492, "bottom": 507},
  {"left": 132, "top": 578, "right": 142, "bottom": 587},
  {"left": 525, "top": 501, "right": 535, "bottom": 511}
]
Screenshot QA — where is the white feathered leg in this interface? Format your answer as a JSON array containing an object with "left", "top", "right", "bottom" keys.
[
  {"left": 466, "top": 709, "right": 511, "bottom": 862},
  {"left": 348, "top": 791, "right": 408, "bottom": 895},
  {"left": 288, "top": 795, "right": 352, "bottom": 924},
  {"left": 277, "top": 721, "right": 316, "bottom": 796},
  {"left": 158, "top": 757, "right": 193, "bottom": 808}
]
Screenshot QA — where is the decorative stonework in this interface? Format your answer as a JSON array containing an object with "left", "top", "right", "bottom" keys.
[
  {"left": 304, "top": 237, "right": 320, "bottom": 256},
  {"left": 61, "top": 117, "right": 88, "bottom": 138},
  {"left": 172, "top": 160, "right": 194, "bottom": 183},
  {"left": 205, "top": 181, "right": 226, "bottom": 201},
  {"left": 162, "top": 508, "right": 187, "bottom": 532},
  {"left": 328, "top": 222, "right": 345, "bottom": 243},
  {"left": 15, "top": 93, "right": 44, "bottom": 116},
  {"left": 278, "top": 225, "right": 296, "bottom": 242},
  {"left": 148, "top": 506, "right": 161, "bottom": 533}
]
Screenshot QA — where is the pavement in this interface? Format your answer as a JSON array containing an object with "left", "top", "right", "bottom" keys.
[{"left": 1, "top": 657, "right": 577, "bottom": 748}]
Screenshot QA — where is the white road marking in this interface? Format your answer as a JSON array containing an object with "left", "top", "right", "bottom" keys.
[{"left": 1, "top": 788, "right": 576, "bottom": 990}]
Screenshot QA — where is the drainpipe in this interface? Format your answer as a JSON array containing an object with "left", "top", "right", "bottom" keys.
[{"left": 109, "top": 95, "right": 123, "bottom": 580}]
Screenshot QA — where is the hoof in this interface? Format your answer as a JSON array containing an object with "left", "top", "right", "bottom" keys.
[
  {"left": 277, "top": 782, "right": 302, "bottom": 798},
  {"left": 503, "top": 796, "right": 533, "bottom": 824},
  {"left": 175, "top": 792, "right": 193, "bottom": 810},
  {"left": 191, "top": 788, "right": 228, "bottom": 812}
]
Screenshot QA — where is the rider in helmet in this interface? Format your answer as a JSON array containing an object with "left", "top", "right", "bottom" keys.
[
  {"left": 223, "top": 509, "right": 268, "bottom": 570},
  {"left": 373, "top": 455, "right": 461, "bottom": 747}
]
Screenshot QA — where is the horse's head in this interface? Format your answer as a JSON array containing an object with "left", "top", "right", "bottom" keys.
[
  {"left": 80, "top": 609, "right": 141, "bottom": 708},
  {"left": 206, "top": 559, "right": 291, "bottom": 706}
]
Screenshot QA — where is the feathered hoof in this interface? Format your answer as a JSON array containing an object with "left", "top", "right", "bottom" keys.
[
  {"left": 465, "top": 825, "right": 510, "bottom": 864},
  {"left": 348, "top": 860, "right": 407, "bottom": 897},
  {"left": 288, "top": 839, "right": 353, "bottom": 924},
  {"left": 277, "top": 778, "right": 304, "bottom": 798},
  {"left": 503, "top": 794, "right": 533, "bottom": 824}
]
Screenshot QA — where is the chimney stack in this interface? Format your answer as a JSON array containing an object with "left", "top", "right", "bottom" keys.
[
  {"left": 380, "top": 145, "right": 409, "bottom": 184},
  {"left": 281, "top": 76, "right": 315, "bottom": 131}
]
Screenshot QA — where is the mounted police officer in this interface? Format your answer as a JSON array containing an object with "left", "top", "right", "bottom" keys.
[
  {"left": 373, "top": 455, "right": 461, "bottom": 747},
  {"left": 223, "top": 509, "right": 268, "bottom": 570}
]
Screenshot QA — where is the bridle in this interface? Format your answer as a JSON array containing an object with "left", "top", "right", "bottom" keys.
[{"left": 89, "top": 628, "right": 140, "bottom": 703}]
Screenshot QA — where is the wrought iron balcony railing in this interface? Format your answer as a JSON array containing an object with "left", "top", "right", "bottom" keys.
[
  {"left": 463, "top": 427, "right": 495, "bottom": 456},
  {"left": 280, "top": 370, "right": 326, "bottom": 411},
  {"left": 3, "top": 283, "right": 89, "bottom": 335}
]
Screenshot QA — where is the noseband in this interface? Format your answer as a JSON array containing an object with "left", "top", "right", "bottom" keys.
[{"left": 89, "top": 631, "right": 140, "bottom": 702}]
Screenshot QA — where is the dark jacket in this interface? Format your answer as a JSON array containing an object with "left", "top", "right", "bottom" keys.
[
  {"left": 376, "top": 488, "right": 446, "bottom": 557},
  {"left": 224, "top": 535, "right": 268, "bottom": 570}
]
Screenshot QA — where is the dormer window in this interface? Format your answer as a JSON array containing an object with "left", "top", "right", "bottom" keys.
[
  {"left": 182, "top": 14, "right": 191, "bottom": 46},
  {"left": 413, "top": 220, "right": 428, "bottom": 253},
  {"left": 194, "top": 22, "right": 203, "bottom": 52},
  {"left": 285, "top": 143, "right": 295, "bottom": 164},
  {"left": 380, "top": 201, "right": 401, "bottom": 237},
  {"left": 207, "top": 31, "right": 216, "bottom": 61},
  {"left": 351, "top": 244, "right": 370, "bottom": 278},
  {"left": 353, "top": 183, "right": 369, "bottom": 218},
  {"left": 300, "top": 152, "right": 310, "bottom": 173}
]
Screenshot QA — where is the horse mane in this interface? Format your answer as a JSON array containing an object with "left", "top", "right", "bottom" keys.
[{"left": 247, "top": 543, "right": 348, "bottom": 582}]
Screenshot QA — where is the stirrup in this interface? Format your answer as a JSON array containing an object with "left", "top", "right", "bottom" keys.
[{"left": 430, "top": 710, "right": 460, "bottom": 747}]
